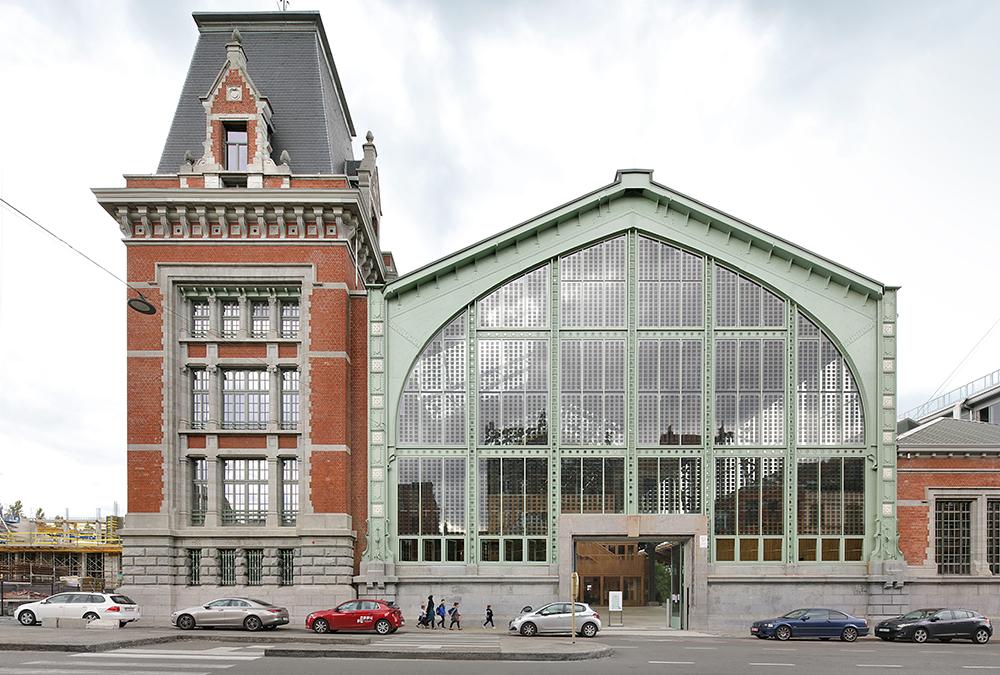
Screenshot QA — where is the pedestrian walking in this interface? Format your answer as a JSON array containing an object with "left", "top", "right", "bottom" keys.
[
  {"left": 427, "top": 595, "right": 436, "bottom": 629},
  {"left": 418, "top": 602, "right": 428, "bottom": 628},
  {"left": 483, "top": 604, "right": 494, "bottom": 628},
  {"left": 449, "top": 601, "right": 462, "bottom": 630},
  {"left": 436, "top": 600, "right": 447, "bottom": 628}
]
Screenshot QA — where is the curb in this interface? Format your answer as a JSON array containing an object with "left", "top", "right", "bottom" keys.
[
  {"left": 0, "top": 631, "right": 371, "bottom": 653},
  {"left": 264, "top": 644, "right": 615, "bottom": 661}
]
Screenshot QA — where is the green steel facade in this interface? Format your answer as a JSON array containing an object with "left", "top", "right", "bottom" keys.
[{"left": 358, "top": 170, "right": 900, "bottom": 627}]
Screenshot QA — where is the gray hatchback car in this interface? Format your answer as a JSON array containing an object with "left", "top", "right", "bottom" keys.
[
  {"left": 171, "top": 597, "right": 289, "bottom": 631},
  {"left": 509, "top": 602, "right": 602, "bottom": 637}
]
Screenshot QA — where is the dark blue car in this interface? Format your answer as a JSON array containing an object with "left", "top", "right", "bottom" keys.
[{"left": 751, "top": 608, "right": 869, "bottom": 642}]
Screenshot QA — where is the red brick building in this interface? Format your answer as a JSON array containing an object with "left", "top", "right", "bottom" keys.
[
  {"left": 897, "top": 418, "right": 1000, "bottom": 600},
  {"left": 93, "top": 11, "right": 393, "bottom": 619}
]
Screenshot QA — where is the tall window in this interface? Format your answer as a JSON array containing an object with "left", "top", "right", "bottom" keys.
[
  {"left": 221, "top": 459, "right": 268, "bottom": 525},
  {"left": 478, "top": 266, "right": 549, "bottom": 329},
  {"left": 280, "top": 458, "right": 299, "bottom": 526},
  {"left": 714, "top": 457, "right": 784, "bottom": 562},
  {"left": 714, "top": 339, "right": 785, "bottom": 446},
  {"left": 715, "top": 265, "right": 785, "bottom": 328},
  {"left": 280, "top": 301, "right": 300, "bottom": 338},
  {"left": 989, "top": 500, "right": 1000, "bottom": 576},
  {"left": 398, "top": 314, "right": 467, "bottom": 445},
  {"left": 637, "top": 340, "right": 702, "bottom": 445},
  {"left": 222, "top": 370, "right": 269, "bottom": 430},
  {"left": 191, "top": 301, "right": 210, "bottom": 337},
  {"left": 191, "top": 370, "right": 209, "bottom": 429},
  {"left": 397, "top": 458, "right": 466, "bottom": 562},
  {"left": 281, "top": 370, "right": 299, "bottom": 430},
  {"left": 246, "top": 549, "right": 264, "bottom": 586},
  {"left": 560, "top": 237, "right": 626, "bottom": 328},
  {"left": 187, "top": 549, "right": 201, "bottom": 586},
  {"left": 278, "top": 549, "right": 294, "bottom": 586},
  {"left": 935, "top": 500, "right": 972, "bottom": 575},
  {"left": 560, "top": 457, "right": 624, "bottom": 513},
  {"left": 190, "top": 458, "right": 207, "bottom": 526},
  {"left": 478, "top": 458, "right": 548, "bottom": 562},
  {"left": 224, "top": 124, "right": 248, "bottom": 171},
  {"left": 219, "top": 549, "right": 236, "bottom": 586},
  {"left": 250, "top": 301, "right": 269, "bottom": 338},
  {"left": 637, "top": 236, "right": 703, "bottom": 327},
  {"left": 479, "top": 340, "right": 548, "bottom": 445},
  {"left": 797, "top": 313, "right": 864, "bottom": 445},
  {"left": 221, "top": 301, "right": 240, "bottom": 338},
  {"left": 637, "top": 457, "right": 701, "bottom": 514},
  {"left": 561, "top": 339, "right": 625, "bottom": 445},
  {"left": 796, "top": 458, "right": 865, "bottom": 561}
]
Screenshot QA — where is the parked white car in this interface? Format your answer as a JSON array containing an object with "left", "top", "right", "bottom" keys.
[
  {"left": 509, "top": 602, "right": 602, "bottom": 637},
  {"left": 16, "top": 592, "right": 141, "bottom": 627}
]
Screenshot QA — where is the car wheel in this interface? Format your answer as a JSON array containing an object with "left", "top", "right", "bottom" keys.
[
  {"left": 974, "top": 628, "right": 991, "bottom": 644},
  {"left": 520, "top": 621, "right": 538, "bottom": 637},
  {"left": 775, "top": 625, "right": 792, "bottom": 641},
  {"left": 841, "top": 626, "right": 859, "bottom": 643},
  {"left": 176, "top": 614, "right": 196, "bottom": 630},
  {"left": 83, "top": 612, "right": 99, "bottom": 622},
  {"left": 580, "top": 622, "right": 598, "bottom": 638},
  {"left": 312, "top": 618, "right": 329, "bottom": 634},
  {"left": 912, "top": 627, "right": 928, "bottom": 643},
  {"left": 244, "top": 615, "right": 263, "bottom": 632},
  {"left": 17, "top": 610, "right": 36, "bottom": 626},
  {"left": 375, "top": 619, "right": 393, "bottom": 635}
]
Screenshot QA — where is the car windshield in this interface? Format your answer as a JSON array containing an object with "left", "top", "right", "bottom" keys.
[
  {"left": 901, "top": 609, "right": 939, "bottom": 620},
  {"left": 781, "top": 609, "right": 808, "bottom": 619}
]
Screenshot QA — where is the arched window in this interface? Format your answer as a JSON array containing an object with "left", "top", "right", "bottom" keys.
[
  {"left": 796, "top": 312, "right": 864, "bottom": 445},
  {"left": 397, "top": 313, "right": 467, "bottom": 445}
]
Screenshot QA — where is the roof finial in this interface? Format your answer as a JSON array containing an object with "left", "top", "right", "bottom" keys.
[
  {"left": 279, "top": 149, "right": 291, "bottom": 166},
  {"left": 366, "top": 130, "right": 374, "bottom": 143},
  {"left": 231, "top": 28, "right": 242, "bottom": 45}
]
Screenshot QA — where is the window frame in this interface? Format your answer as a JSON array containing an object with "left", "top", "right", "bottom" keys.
[
  {"left": 396, "top": 457, "right": 467, "bottom": 563},
  {"left": 220, "top": 458, "right": 268, "bottom": 526},
  {"left": 224, "top": 122, "right": 249, "bottom": 172},
  {"left": 476, "top": 456, "right": 548, "bottom": 563}
]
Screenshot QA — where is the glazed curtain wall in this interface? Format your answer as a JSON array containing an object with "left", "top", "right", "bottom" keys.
[{"left": 394, "top": 232, "right": 867, "bottom": 565}]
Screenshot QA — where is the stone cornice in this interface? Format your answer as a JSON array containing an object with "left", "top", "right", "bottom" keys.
[{"left": 93, "top": 187, "right": 385, "bottom": 284}]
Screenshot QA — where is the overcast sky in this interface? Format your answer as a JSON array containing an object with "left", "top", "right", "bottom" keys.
[{"left": 1, "top": 0, "right": 999, "bottom": 518}]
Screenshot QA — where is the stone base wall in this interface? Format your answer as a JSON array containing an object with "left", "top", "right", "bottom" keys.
[{"left": 122, "top": 534, "right": 356, "bottom": 622}]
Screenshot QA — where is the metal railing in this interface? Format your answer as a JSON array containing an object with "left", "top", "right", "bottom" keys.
[{"left": 901, "top": 368, "right": 1000, "bottom": 421}]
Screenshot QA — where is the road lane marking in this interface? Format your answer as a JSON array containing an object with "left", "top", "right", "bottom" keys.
[
  {"left": 962, "top": 667, "right": 1000, "bottom": 670},
  {"left": 1, "top": 670, "right": 210, "bottom": 675},
  {"left": 684, "top": 646, "right": 717, "bottom": 650},
  {"left": 649, "top": 662, "right": 695, "bottom": 665},
  {"left": 749, "top": 663, "right": 795, "bottom": 667},
  {"left": 27, "top": 662, "right": 232, "bottom": 670},
  {"left": 762, "top": 648, "right": 797, "bottom": 651},
  {"left": 856, "top": 665, "right": 902, "bottom": 669},
  {"left": 74, "top": 653, "right": 259, "bottom": 661}
]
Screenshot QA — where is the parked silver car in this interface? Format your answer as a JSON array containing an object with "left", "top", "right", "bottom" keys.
[
  {"left": 171, "top": 597, "right": 289, "bottom": 631},
  {"left": 509, "top": 602, "right": 602, "bottom": 637}
]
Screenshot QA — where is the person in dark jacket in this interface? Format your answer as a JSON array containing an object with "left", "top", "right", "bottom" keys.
[
  {"left": 436, "top": 601, "right": 447, "bottom": 628},
  {"left": 448, "top": 601, "right": 462, "bottom": 630},
  {"left": 483, "top": 604, "right": 494, "bottom": 628},
  {"left": 427, "top": 595, "right": 436, "bottom": 629}
]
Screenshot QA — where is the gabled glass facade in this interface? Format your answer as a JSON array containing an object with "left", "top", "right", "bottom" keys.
[{"left": 390, "top": 232, "right": 870, "bottom": 565}]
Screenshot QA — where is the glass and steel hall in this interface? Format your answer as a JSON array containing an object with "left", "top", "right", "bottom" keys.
[{"left": 360, "top": 170, "right": 899, "bottom": 620}]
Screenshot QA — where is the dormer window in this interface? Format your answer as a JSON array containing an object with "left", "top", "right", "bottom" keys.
[{"left": 224, "top": 123, "right": 248, "bottom": 171}]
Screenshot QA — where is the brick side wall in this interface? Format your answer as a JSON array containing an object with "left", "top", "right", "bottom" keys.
[
  {"left": 311, "top": 451, "right": 350, "bottom": 513},
  {"left": 349, "top": 295, "right": 368, "bottom": 567},
  {"left": 309, "top": 357, "right": 348, "bottom": 445},
  {"left": 218, "top": 435, "right": 268, "bottom": 449},
  {"left": 127, "top": 289, "right": 164, "bottom": 351},
  {"left": 309, "top": 288, "right": 348, "bottom": 352},
  {"left": 127, "top": 451, "right": 163, "bottom": 512},
  {"left": 217, "top": 344, "right": 268, "bottom": 359},
  {"left": 127, "top": 357, "right": 163, "bottom": 444}
]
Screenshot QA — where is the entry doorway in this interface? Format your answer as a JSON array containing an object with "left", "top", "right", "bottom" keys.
[{"left": 574, "top": 538, "right": 687, "bottom": 629}]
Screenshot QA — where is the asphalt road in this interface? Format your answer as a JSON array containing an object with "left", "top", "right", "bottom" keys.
[{"left": 2, "top": 632, "right": 998, "bottom": 674}]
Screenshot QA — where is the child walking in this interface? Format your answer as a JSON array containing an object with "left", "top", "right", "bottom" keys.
[
  {"left": 448, "top": 601, "right": 462, "bottom": 630},
  {"left": 483, "top": 604, "right": 494, "bottom": 628},
  {"left": 436, "top": 600, "right": 447, "bottom": 628}
]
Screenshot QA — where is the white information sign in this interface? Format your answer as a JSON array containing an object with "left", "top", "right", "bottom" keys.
[
  {"left": 699, "top": 534, "right": 709, "bottom": 549},
  {"left": 608, "top": 590, "right": 623, "bottom": 612}
]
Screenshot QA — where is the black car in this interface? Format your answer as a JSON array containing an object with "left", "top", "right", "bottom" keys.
[{"left": 875, "top": 608, "right": 992, "bottom": 644}]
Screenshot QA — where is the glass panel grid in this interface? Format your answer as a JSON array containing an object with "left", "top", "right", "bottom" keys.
[
  {"left": 477, "top": 457, "right": 548, "bottom": 562},
  {"left": 280, "top": 459, "right": 299, "bottom": 525},
  {"left": 396, "top": 458, "right": 466, "bottom": 562},
  {"left": 479, "top": 339, "right": 548, "bottom": 445},
  {"left": 479, "top": 266, "right": 549, "bottom": 329},
  {"left": 222, "top": 370, "right": 270, "bottom": 430},
  {"left": 190, "top": 458, "right": 207, "bottom": 526},
  {"left": 638, "top": 339, "right": 702, "bottom": 445},
  {"left": 280, "top": 301, "right": 300, "bottom": 338},
  {"left": 191, "top": 369, "right": 210, "bottom": 429},
  {"left": 637, "top": 236, "right": 703, "bottom": 327},
  {"left": 797, "top": 312, "right": 864, "bottom": 445},
  {"left": 714, "top": 264, "right": 785, "bottom": 328},
  {"left": 796, "top": 457, "right": 865, "bottom": 561},
  {"left": 560, "top": 457, "right": 624, "bottom": 514},
  {"left": 637, "top": 457, "right": 701, "bottom": 514},
  {"left": 221, "top": 459, "right": 268, "bottom": 526},
  {"left": 935, "top": 500, "right": 971, "bottom": 575},
  {"left": 221, "top": 300, "right": 240, "bottom": 338},
  {"left": 191, "top": 301, "right": 210, "bottom": 337},
  {"left": 398, "top": 314, "right": 467, "bottom": 445},
  {"left": 560, "top": 237, "right": 626, "bottom": 328},
  {"left": 281, "top": 370, "right": 299, "bottom": 430},
  {"left": 561, "top": 339, "right": 625, "bottom": 446},
  {"left": 250, "top": 301, "right": 269, "bottom": 338},
  {"left": 714, "top": 457, "right": 783, "bottom": 561},
  {"left": 715, "top": 338, "right": 784, "bottom": 446}
]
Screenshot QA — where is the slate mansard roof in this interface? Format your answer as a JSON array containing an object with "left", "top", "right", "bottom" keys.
[
  {"left": 157, "top": 12, "right": 356, "bottom": 175},
  {"left": 897, "top": 417, "right": 1000, "bottom": 450}
]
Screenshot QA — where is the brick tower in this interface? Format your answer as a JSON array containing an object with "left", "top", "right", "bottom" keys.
[{"left": 94, "top": 11, "right": 393, "bottom": 620}]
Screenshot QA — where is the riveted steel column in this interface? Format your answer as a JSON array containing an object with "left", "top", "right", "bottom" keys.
[
  {"left": 703, "top": 259, "right": 715, "bottom": 560},
  {"left": 550, "top": 258, "right": 561, "bottom": 564},
  {"left": 626, "top": 230, "right": 638, "bottom": 514},
  {"left": 363, "top": 288, "right": 389, "bottom": 564},
  {"left": 786, "top": 302, "right": 798, "bottom": 563},
  {"left": 468, "top": 301, "right": 478, "bottom": 564}
]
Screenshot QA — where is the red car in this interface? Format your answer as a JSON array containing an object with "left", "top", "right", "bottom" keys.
[{"left": 306, "top": 599, "right": 404, "bottom": 635}]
